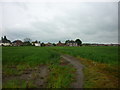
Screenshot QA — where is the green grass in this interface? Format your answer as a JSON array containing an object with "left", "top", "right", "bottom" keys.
[
  {"left": 2, "top": 46, "right": 119, "bottom": 88},
  {"left": 0, "top": 47, "right": 1, "bottom": 89},
  {"left": 47, "top": 64, "right": 75, "bottom": 88},
  {"left": 3, "top": 46, "right": 60, "bottom": 77},
  {"left": 3, "top": 47, "right": 60, "bottom": 67},
  {"left": 52, "top": 46, "right": 118, "bottom": 65},
  {"left": 50, "top": 46, "right": 119, "bottom": 88},
  {"left": 2, "top": 46, "right": 75, "bottom": 88},
  {"left": 3, "top": 79, "right": 37, "bottom": 88}
]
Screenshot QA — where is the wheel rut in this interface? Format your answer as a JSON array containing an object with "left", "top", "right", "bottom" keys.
[{"left": 61, "top": 54, "right": 84, "bottom": 88}]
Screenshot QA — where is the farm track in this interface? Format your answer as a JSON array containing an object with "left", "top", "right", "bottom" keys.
[
  {"left": 61, "top": 54, "right": 84, "bottom": 88},
  {"left": 32, "top": 65, "right": 49, "bottom": 88}
]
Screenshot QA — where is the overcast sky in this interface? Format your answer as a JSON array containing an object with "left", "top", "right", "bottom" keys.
[{"left": 0, "top": 1, "right": 118, "bottom": 43}]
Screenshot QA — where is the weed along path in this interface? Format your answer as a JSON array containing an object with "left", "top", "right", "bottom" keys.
[{"left": 61, "top": 54, "right": 84, "bottom": 88}]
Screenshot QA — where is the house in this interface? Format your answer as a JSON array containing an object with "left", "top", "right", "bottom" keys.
[
  {"left": 56, "top": 41, "right": 65, "bottom": 46},
  {"left": 0, "top": 40, "right": 2, "bottom": 46},
  {"left": 0, "top": 36, "right": 11, "bottom": 46},
  {"left": 32, "top": 40, "right": 41, "bottom": 46},
  {"left": 12, "top": 40, "right": 23, "bottom": 46},
  {"left": 35, "top": 43, "right": 41, "bottom": 46},
  {"left": 45, "top": 42, "right": 53, "bottom": 46},
  {"left": 66, "top": 40, "right": 78, "bottom": 46}
]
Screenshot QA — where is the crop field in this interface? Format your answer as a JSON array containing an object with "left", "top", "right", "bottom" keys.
[
  {"left": 52, "top": 46, "right": 118, "bottom": 65},
  {"left": 52, "top": 46, "right": 119, "bottom": 88},
  {"left": 2, "top": 46, "right": 119, "bottom": 88},
  {"left": 2, "top": 47, "right": 75, "bottom": 88}
]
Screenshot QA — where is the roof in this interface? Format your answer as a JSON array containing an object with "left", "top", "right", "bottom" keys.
[
  {"left": 67, "top": 40, "right": 76, "bottom": 43},
  {"left": 13, "top": 40, "right": 23, "bottom": 43},
  {"left": 1, "top": 36, "right": 11, "bottom": 43}
]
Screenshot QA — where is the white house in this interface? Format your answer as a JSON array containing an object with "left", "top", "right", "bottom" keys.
[
  {"left": 32, "top": 40, "right": 41, "bottom": 47},
  {"left": 0, "top": 36, "right": 11, "bottom": 46},
  {"left": 0, "top": 43, "right": 11, "bottom": 46},
  {"left": 66, "top": 40, "right": 78, "bottom": 46},
  {"left": 35, "top": 43, "right": 41, "bottom": 46}
]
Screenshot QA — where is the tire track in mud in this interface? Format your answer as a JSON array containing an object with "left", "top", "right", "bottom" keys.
[{"left": 61, "top": 54, "right": 84, "bottom": 88}]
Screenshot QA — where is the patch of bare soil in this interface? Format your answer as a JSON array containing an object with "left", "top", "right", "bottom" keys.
[
  {"left": 3, "top": 65, "right": 49, "bottom": 88},
  {"left": 61, "top": 54, "right": 84, "bottom": 88},
  {"left": 60, "top": 58, "right": 71, "bottom": 66}
]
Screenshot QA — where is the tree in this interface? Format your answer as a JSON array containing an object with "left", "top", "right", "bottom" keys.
[
  {"left": 65, "top": 40, "right": 70, "bottom": 44},
  {"left": 41, "top": 42, "right": 45, "bottom": 47},
  {"left": 24, "top": 38, "right": 31, "bottom": 43},
  {"left": 35, "top": 40, "right": 38, "bottom": 43},
  {"left": 24, "top": 38, "right": 32, "bottom": 46},
  {"left": 2, "top": 36, "right": 11, "bottom": 43},
  {"left": 75, "top": 39, "right": 82, "bottom": 46},
  {"left": 4, "top": 36, "right": 7, "bottom": 40},
  {"left": 53, "top": 43, "right": 56, "bottom": 46},
  {"left": 59, "top": 41, "right": 61, "bottom": 43}
]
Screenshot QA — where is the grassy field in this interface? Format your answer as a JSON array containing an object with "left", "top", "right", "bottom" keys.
[
  {"left": 3, "top": 47, "right": 60, "bottom": 67},
  {"left": 2, "top": 47, "right": 75, "bottom": 88},
  {"left": 2, "top": 46, "right": 119, "bottom": 88},
  {"left": 52, "top": 46, "right": 118, "bottom": 65},
  {"left": 52, "top": 46, "right": 119, "bottom": 88},
  {"left": 0, "top": 47, "right": 2, "bottom": 89}
]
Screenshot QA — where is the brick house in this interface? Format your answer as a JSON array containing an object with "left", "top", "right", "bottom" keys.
[{"left": 12, "top": 40, "right": 23, "bottom": 46}]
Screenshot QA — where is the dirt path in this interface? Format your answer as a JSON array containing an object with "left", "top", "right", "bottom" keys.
[
  {"left": 3, "top": 65, "right": 49, "bottom": 88},
  {"left": 30, "top": 65, "right": 49, "bottom": 87},
  {"left": 61, "top": 54, "right": 84, "bottom": 88}
]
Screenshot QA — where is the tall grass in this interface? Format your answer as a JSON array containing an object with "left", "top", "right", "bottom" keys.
[
  {"left": 47, "top": 64, "right": 75, "bottom": 88},
  {"left": 3, "top": 46, "right": 60, "bottom": 67},
  {"left": 52, "top": 46, "right": 118, "bottom": 65},
  {"left": 2, "top": 46, "right": 75, "bottom": 88}
]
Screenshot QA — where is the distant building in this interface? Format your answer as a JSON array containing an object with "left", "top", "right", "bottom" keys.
[
  {"left": 82, "top": 43, "right": 119, "bottom": 46},
  {"left": 35, "top": 43, "right": 41, "bottom": 46},
  {"left": 56, "top": 41, "right": 65, "bottom": 46},
  {"left": 12, "top": 40, "right": 23, "bottom": 46},
  {"left": 0, "top": 36, "right": 11, "bottom": 46},
  {"left": 45, "top": 42, "right": 53, "bottom": 46},
  {"left": 66, "top": 40, "right": 78, "bottom": 46},
  {"left": 32, "top": 40, "right": 41, "bottom": 46}
]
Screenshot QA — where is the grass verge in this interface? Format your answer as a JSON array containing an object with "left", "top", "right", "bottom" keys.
[{"left": 77, "top": 57, "right": 119, "bottom": 88}]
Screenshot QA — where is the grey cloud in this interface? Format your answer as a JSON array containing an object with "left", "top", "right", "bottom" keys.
[
  {"left": 4, "top": 27, "right": 32, "bottom": 41},
  {"left": 2, "top": 2, "right": 118, "bottom": 44}
]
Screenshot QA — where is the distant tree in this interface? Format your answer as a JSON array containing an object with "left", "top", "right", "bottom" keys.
[
  {"left": 75, "top": 39, "right": 82, "bottom": 46},
  {"left": 1, "top": 37, "right": 3, "bottom": 41},
  {"left": 2, "top": 36, "right": 11, "bottom": 43},
  {"left": 41, "top": 42, "right": 45, "bottom": 47},
  {"left": 24, "top": 42, "right": 32, "bottom": 46},
  {"left": 53, "top": 43, "right": 56, "bottom": 46},
  {"left": 34, "top": 40, "right": 38, "bottom": 43},
  {"left": 65, "top": 40, "right": 70, "bottom": 44},
  {"left": 24, "top": 38, "right": 32, "bottom": 46},
  {"left": 4, "top": 36, "right": 7, "bottom": 40},
  {"left": 24, "top": 38, "right": 31, "bottom": 43},
  {"left": 59, "top": 41, "right": 61, "bottom": 43}
]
